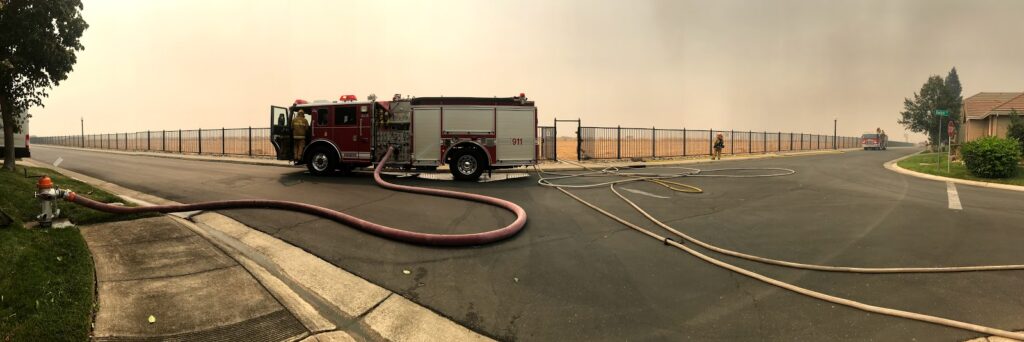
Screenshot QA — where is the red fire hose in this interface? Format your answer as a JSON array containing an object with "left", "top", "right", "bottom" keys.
[{"left": 59, "top": 146, "right": 527, "bottom": 246}]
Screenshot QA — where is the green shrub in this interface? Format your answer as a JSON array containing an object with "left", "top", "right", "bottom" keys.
[
  {"left": 1008, "top": 109, "right": 1024, "bottom": 151},
  {"left": 961, "top": 136, "right": 1021, "bottom": 178}
]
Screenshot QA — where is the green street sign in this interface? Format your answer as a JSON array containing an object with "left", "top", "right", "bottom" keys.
[{"left": 935, "top": 109, "right": 950, "bottom": 117}]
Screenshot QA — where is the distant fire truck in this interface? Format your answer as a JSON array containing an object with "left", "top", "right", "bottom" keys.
[{"left": 270, "top": 93, "right": 537, "bottom": 180}]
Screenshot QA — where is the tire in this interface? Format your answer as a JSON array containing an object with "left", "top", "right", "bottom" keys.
[
  {"left": 449, "top": 150, "right": 485, "bottom": 181},
  {"left": 306, "top": 146, "right": 338, "bottom": 176}
]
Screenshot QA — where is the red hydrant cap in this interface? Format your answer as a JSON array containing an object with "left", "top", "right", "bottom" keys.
[{"left": 37, "top": 176, "right": 53, "bottom": 189}]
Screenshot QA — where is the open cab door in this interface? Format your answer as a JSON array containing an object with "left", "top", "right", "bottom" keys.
[{"left": 270, "top": 106, "right": 293, "bottom": 161}]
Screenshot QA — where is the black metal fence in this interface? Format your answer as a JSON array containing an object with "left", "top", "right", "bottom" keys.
[
  {"left": 32, "top": 127, "right": 276, "bottom": 157},
  {"left": 539, "top": 125, "right": 859, "bottom": 160},
  {"left": 34, "top": 125, "right": 858, "bottom": 162}
]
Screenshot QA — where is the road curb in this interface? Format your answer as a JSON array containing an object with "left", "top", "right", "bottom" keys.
[
  {"left": 19, "top": 158, "right": 495, "bottom": 342},
  {"left": 883, "top": 152, "right": 1024, "bottom": 193}
]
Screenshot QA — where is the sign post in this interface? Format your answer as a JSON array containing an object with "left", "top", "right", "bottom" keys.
[
  {"left": 947, "top": 120, "right": 956, "bottom": 174},
  {"left": 934, "top": 109, "right": 950, "bottom": 173}
]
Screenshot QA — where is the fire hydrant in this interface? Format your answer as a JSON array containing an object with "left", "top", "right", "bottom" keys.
[{"left": 34, "top": 176, "right": 61, "bottom": 228}]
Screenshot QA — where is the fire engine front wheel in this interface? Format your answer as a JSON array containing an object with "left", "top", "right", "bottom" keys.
[
  {"left": 449, "top": 150, "right": 485, "bottom": 181},
  {"left": 306, "top": 147, "right": 337, "bottom": 176}
]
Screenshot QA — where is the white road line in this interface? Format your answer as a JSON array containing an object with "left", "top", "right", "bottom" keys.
[
  {"left": 622, "top": 188, "right": 670, "bottom": 199},
  {"left": 946, "top": 181, "right": 962, "bottom": 210}
]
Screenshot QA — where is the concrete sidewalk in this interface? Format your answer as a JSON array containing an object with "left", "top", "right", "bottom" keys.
[
  {"left": 82, "top": 216, "right": 311, "bottom": 341},
  {"left": 34, "top": 144, "right": 292, "bottom": 167}
]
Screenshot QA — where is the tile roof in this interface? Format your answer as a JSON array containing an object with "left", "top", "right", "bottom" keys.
[
  {"left": 964, "top": 92, "right": 1024, "bottom": 119},
  {"left": 993, "top": 93, "right": 1024, "bottom": 112}
]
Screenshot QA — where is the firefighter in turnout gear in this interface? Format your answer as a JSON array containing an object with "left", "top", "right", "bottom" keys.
[{"left": 292, "top": 110, "right": 309, "bottom": 159}]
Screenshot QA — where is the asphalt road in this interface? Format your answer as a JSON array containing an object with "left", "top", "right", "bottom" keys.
[{"left": 30, "top": 146, "right": 1024, "bottom": 341}]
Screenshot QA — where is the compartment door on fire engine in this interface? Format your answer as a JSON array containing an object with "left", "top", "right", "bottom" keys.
[
  {"left": 412, "top": 108, "right": 441, "bottom": 163},
  {"left": 496, "top": 107, "right": 536, "bottom": 162},
  {"left": 333, "top": 106, "right": 368, "bottom": 159}
]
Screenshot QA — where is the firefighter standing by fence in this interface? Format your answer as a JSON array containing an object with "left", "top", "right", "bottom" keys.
[
  {"left": 712, "top": 133, "right": 725, "bottom": 160},
  {"left": 292, "top": 110, "right": 309, "bottom": 158}
]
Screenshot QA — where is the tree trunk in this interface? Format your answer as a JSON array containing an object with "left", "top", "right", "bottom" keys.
[{"left": 1, "top": 94, "right": 15, "bottom": 171}]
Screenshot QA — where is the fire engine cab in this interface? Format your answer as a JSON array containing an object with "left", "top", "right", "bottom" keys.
[{"left": 270, "top": 93, "right": 538, "bottom": 180}]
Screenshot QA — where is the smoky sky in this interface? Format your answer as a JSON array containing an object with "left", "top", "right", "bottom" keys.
[{"left": 29, "top": 0, "right": 1024, "bottom": 141}]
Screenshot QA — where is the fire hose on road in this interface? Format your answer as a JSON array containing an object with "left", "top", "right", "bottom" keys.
[
  {"left": 537, "top": 162, "right": 1024, "bottom": 340},
  {"left": 36, "top": 146, "right": 527, "bottom": 246}
]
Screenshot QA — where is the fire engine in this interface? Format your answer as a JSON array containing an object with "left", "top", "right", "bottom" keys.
[
  {"left": 861, "top": 129, "right": 888, "bottom": 150},
  {"left": 270, "top": 93, "right": 537, "bottom": 180}
]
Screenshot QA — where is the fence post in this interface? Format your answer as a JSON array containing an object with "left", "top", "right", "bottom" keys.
[
  {"left": 651, "top": 126, "right": 656, "bottom": 158},
  {"left": 576, "top": 119, "right": 581, "bottom": 161},
  {"left": 178, "top": 129, "right": 182, "bottom": 153},
  {"left": 790, "top": 132, "right": 793, "bottom": 151},
  {"left": 682, "top": 128, "right": 687, "bottom": 157},
  {"left": 115, "top": 132, "right": 119, "bottom": 149},
  {"left": 249, "top": 126, "right": 253, "bottom": 157},
  {"left": 748, "top": 131, "right": 752, "bottom": 154},
  {"left": 777, "top": 132, "right": 781, "bottom": 151},
  {"left": 147, "top": 130, "right": 151, "bottom": 151},
  {"left": 616, "top": 125, "right": 621, "bottom": 159},
  {"left": 199, "top": 129, "right": 203, "bottom": 155},
  {"left": 708, "top": 130, "right": 713, "bottom": 156},
  {"left": 730, "top": 130, "right": 734, "bottom": 155},
  {"left": 552, "top": 118, "right": 557, "bottom": 161},
  {"left": 763, "top": 131, "right": 767, "bottom": 153},
  {"left": 162, "top": 130, "right": 165, "bottom": 151},
  {"left": 222, "top": 127, "right": 226, "bottom": 155}
]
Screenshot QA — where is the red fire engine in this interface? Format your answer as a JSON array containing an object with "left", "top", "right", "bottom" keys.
[{"left": 270, "top": 93, "right": 538, "bottom": 180}]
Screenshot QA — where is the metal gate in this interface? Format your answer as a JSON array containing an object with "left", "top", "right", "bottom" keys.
[{"left": 538, "top": 126, "right": 556, "bottom": 160}]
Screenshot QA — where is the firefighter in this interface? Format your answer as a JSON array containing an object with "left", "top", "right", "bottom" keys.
[
  {"left": 292, "top": 110, "right": 309, "bottom": 159},
  {"left": 713, "top": 133, "right": 725, "bottom": 160}
]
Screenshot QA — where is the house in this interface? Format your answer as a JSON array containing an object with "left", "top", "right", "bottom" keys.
[{"left": 963, "top": 92, "right": 1024, "bottom": 142}]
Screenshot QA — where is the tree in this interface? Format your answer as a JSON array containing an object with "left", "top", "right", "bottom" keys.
[
  {"left": 945, "top": 67, "right": 963, "bottom": 121},
  {"left": 0, "top": 0, "right": 88, "bottom": 171},
  {"left": 898, "top": 74, "right": 961, "bottom": 146},
  {"left": 1007, "top": 109, "right": 1024, "bottom": 151}
]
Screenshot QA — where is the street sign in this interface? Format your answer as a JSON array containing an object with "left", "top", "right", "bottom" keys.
[
  {"left": 947, "top": 121, "right": 956, "bottom": 138},
  {"left": 935, "top": 109, "right": 950, "bottom": 117}
]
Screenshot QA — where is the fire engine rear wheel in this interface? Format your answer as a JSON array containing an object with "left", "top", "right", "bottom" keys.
[
  {"left": 307, "top": 147, "right": 337, "bottom": 176},
  {"left": 449, "top": 150, "right": 485, "bottom": 181}
]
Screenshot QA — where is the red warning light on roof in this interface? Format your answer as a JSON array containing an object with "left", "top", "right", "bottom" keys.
[
  {"left": 340, "top": 95, "right": 357, "bottom": 102},
  {"left": 294, "top": 99, "right": 309, "bottom": 105}
]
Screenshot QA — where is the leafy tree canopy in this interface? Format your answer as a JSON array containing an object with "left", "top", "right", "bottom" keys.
[
  {"left": 897, "top": 68, "right": 963, "bottom": 146},
  {"left": 0, "top": 0, "right": 88, "bottom": 170}
]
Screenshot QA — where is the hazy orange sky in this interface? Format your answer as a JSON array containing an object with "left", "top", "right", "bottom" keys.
[{"left": 29, "top": 0, "right": 1024, "bottom": 141}]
